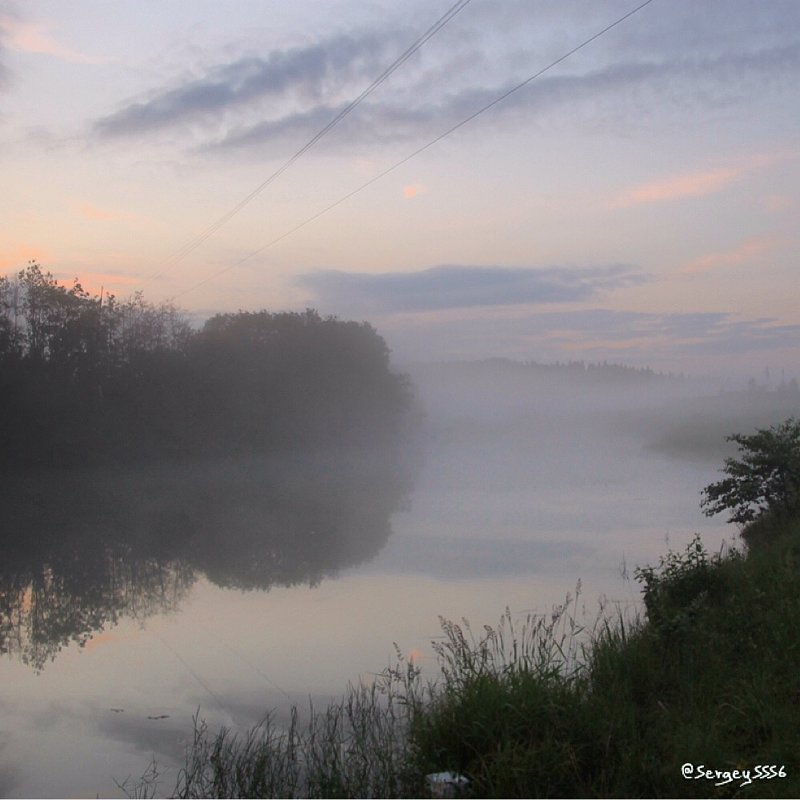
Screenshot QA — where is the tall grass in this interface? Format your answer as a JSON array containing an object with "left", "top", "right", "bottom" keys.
[
  {"left": 124, "top": 659, "right": 427, "bottom": 799},
  {"left": 124, "top": 518, "right": 800, "bottom": 798}
]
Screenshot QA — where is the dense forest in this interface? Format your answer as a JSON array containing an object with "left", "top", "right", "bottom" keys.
[
  {"left": 0, "top": 263, "right": 413, "bottom": 469},
  {"left": 0, "top": 263, "right": 416, "bottom": 670}
]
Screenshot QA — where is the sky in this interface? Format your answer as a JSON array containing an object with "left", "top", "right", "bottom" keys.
[{"left": 1, "top": 0, "right": 799, "bottom": 377}]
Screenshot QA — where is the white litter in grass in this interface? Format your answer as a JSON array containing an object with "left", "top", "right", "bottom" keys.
[{"left": 425, "top": 771, "right": 470, "bottom": 798}]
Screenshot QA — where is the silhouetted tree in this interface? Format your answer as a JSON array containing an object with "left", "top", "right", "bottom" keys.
[
  {"left": 701, "top": 417, "right": 800, "bottom": 525},
  {"left": 189, "top": 309, "right": 412, "bottom": 455},
  {"left": 0, "top": 266, "right": 413, "bottom": 468}
]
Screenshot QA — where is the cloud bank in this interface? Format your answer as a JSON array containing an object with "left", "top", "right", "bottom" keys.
[
  {"left": 91, "top": 8, "right": 800, "bottom": 156},
  {"left": 297, "top": 264, "right": 645, "bottom": 314},
  {"left": 379, "top": 307, "right": 800, "bottom": 370},
  {"left": 94, "top": 31, "right": 395, "bottom": 138},
  {"left": 0, "top": 7, "right": 13, "bottom": 89}
]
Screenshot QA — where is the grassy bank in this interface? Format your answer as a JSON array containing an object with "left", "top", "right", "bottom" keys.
[
  {"left": 126, "top": 515, "right": 800, "bottom": 798},
  {"left": 411, "top": 518, "right": 800, "bottom": 798}
]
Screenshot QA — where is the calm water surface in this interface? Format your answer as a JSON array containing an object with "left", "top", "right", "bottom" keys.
[{"left": 0, "top": 397, "right": 729, "bottom": 798}]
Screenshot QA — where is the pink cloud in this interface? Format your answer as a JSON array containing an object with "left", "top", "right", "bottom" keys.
[
  {"left": 611, "top": 167, "right": 741, "bottom": 209},
  {"left": 0, "top": 244, "right": 50, "bottom": 270},
  {"left": 75, "top": 202, "right": 132, "bottom": 222},
  {"left": 403, "top": 183, "right": 427, "bottom": 199},
  {"left": 0, "top": 14, "right": 108, "bottom": 64},
  {"left": 762, "top": 194, "right": 793, "bottom": 214},
  {"left": 679, "top": 234, "right": 776, "bottom": 275},
  {"left": 610, "top": 150, "right": 799, "bottom": 211}
]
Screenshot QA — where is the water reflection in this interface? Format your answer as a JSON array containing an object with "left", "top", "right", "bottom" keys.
[{"left": 0, "top": 448, "right": 412, "bottom": 670}]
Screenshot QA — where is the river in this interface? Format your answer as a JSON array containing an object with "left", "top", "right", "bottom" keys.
[{"left": 0, "top": 366, "right": 737, "bottom": 798}]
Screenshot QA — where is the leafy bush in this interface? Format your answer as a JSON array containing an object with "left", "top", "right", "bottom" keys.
[
  {"left": 701, "top": 417, "right": 800, "bottom": 528},
  {"left": 634, "top": 535, "right": 727, "bottom": 639}
]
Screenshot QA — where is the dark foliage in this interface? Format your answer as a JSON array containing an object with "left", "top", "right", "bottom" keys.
[
  {"left": 0, "top": 264, "right": 415, "bottom": 671},
  {"left": 701, "top": 417, "right": 800, "bottom": 528},
  {"left": 405, "top": 526, "right": 800, "bottom": 799},
  {"left": 0, "top": 263, "right": 412, "bottom": 469}
]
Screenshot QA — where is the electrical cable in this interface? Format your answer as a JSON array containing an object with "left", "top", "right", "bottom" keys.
[
  {"left": 142, "top": 0, "right": 474, "bottom": 287},
  {"left": 172, "top": 0, "right": 657, "bottom": 300}
]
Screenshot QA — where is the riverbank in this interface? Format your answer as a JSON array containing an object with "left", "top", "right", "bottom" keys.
[{"left": 126, "top": 510, "right": 799, "bottom": 798}]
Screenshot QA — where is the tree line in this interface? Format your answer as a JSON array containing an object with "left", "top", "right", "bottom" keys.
[{"left": 0, "top": 262, "right": 413, "bottom": 469}]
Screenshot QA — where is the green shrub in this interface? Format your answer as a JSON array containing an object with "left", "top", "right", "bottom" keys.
[
  {"left": 701, "top": 417, "right": 800, "bottom": 531},
  {"left": 634, "top": 535, "right": 730, "bottom": 639}
]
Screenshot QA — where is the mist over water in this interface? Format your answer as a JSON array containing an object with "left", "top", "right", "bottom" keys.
[
  {"left": 1, "top": 357, "right": 796, "bottom": 797},
  {"left": 1, "top": 447, "right": 412, "bottom": 670}
]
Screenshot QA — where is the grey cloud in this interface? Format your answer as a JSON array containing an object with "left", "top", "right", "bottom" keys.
[
  {"left": 202, "top": 39, "right": 800, "bottom": 154},
  {"left": 207, "top": 102, "right": 350, "bottom": 152},
  {"left": 512, "top": 310, "right": 800, "bottom": 353},
  {"left": 201, "top": 62, "right": 658, "bottom": 153},
  {"left": 0, "top": 32, "right": 8, "bottom": 88},
  {"left": 94, "top": 32, "right": 394, "bottom": 137},
  {"left": 607, "top": 0, "right": 800, "bottom": 63},
  {"left": 682, "top": 319, "right": 800, "bottom": 357},
  {"left": 297, "top": 264, "right": 645, "bottom": 314},
  {"left": 89, "top": 1, "right": 800, "bottom": 155},
  {"left": 91, "top": 0, "right": 800, "bottom": 151},
  {"left": 659, "top": 312, "right": 731, "bottom": 338},
  {"left": 0, "top": 8, "right": 12, "bottom": 91},
  {"left": 379, "top": 307, "right": 800, "bottom": 367},
  {"left": 536, "top": 310, "right": 736, "bottom": 343},
  {"left": 205, "top": 97, "right": 435, "bottom": 153}
]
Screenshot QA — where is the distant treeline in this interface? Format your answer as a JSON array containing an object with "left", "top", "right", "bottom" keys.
[
  {"left": 0, "top": 263, "right": 412, "bottom": 469},
  {"left": 493, "top": 356, "right": 675, "bottom": 383},
  {"left": 411, "top": 356, "right": 679, "bottom": 386}
]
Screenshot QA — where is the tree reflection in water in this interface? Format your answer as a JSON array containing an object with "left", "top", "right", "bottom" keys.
[{"left": 0, "top": 447, "right": 413, "bottom": 671}]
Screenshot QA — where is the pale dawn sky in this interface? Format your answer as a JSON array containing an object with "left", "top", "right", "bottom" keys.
[{"left": 1, "top": 0, "right": 798, "bottom": 376}]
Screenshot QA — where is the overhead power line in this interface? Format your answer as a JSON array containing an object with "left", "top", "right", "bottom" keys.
[
  {"left": 173, "top": 0, "right": 657, "bottom": 301},
  {"left": 143, "top": 0, "right": 474, "bottom": 287}
]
